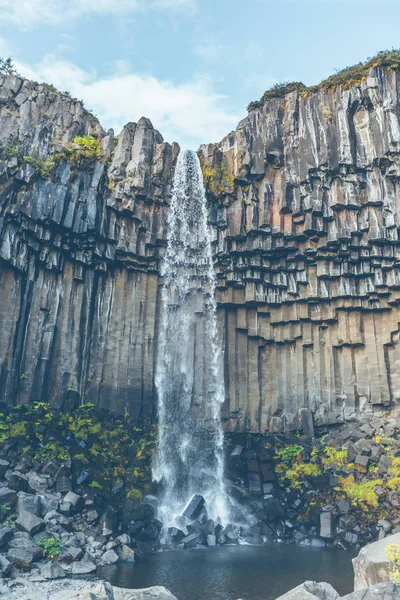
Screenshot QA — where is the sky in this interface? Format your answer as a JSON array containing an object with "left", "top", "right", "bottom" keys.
[{"left": 0, "top": 0, "right": 399, "bottom": 148}]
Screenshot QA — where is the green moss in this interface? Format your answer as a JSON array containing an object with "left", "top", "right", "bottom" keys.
[
  {"left": 199, "top": 154, "right": 235, "bottom": 196},
  {"left": 126, "top": 487, "right": 143, "bottom": 502},
  {"left": 275, "top": 444, "right": 303, "bottom": 461}
]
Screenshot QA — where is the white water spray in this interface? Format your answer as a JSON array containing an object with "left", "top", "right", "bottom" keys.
[{"left": 153, "top": 150, "right": 228, "bottom": 528}]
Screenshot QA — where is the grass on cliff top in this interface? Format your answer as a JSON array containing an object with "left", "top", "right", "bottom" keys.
[{"left": 247, "top": 49, "right": 400, "bottom": 112}]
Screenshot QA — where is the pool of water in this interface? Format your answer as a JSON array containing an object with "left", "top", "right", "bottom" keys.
[{"left": 99, "top": 544, "right": 356, "bottom": 600}]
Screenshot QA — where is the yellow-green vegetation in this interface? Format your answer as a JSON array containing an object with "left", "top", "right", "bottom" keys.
[
  {"left": 284, "top": 462, "right": 322, "bottom": 489},
  {"left": 336, "top": 475, "right": 383, "bottom": 508},
  {"left": 248, "top": 49, "right": 400, "bottom": 111},
  {"left": 66, "top": 135, "right": 103, "bottom": 169},
  {"left": 0, "top": 401, "right": 156, "bottom": 503},
  {"left": 37, "top": 537, "right": 62, "bottom": 559},
  {"left": 321, "top": 446, "right": 347, "bottom": 469},
  {"left": 386, "top": 544, "right": 400, "bottom": 584},
  {"left": 199, "top": 154, "right": 235, "bottom": 196},
  {"left": 274, "top": 429, "right": 400, "bottom": 516},
  {"left": 1, "top": 134, "right": 103, "bottom": 181}
]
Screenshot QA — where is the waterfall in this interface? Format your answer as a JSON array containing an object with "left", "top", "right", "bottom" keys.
[{"left": 153, "top": 149, "right": 228, "bottom": 528}]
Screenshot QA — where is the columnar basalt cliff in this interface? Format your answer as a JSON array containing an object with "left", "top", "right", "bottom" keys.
[
  {"left": 1, "top": 65, "right": 400, "bottom": 432},
  {"left": 200, "top": 67, "right": 400, "bottom": 432}
]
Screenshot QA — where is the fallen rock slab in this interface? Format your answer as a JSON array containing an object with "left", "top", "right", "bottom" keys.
[
  {"left": 273, "top": 581, "right": 339, "bottom": 599},
  {"left": 352, "top": 532, "right": 400, "bottom": 589},
  {"left": 113, "top": 587, "right": 178, "bottom": 600},
  {"left": 341, "top": 581, "right": 400, "bottom": 599}
]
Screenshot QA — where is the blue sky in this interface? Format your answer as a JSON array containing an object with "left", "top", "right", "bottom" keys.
[{"left": 0, "top": 0, "right": 399, "bottom": 148}]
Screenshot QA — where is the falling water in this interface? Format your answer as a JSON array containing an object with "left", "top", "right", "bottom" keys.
[{"left": 153, "top": 150, "right": 228, "bottom": 528}]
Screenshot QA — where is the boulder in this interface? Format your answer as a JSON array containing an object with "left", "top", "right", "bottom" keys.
[
  {"left": 0, "top": 487, "right": 16, "bottom": 506},
  {"left": 319, "top": 512, "right": 334, "bottom": 539},
  {"left": 102, "top": 549, "right": 119, "bottom": 564},
  {"left": 117, "top": 544, "right": 135, "bottom": 562},
  {"left": 16, "top": 510, "right": 45, "bottom": 535},
  {"left": 352, "top": 532, "right": 400, "bottom": 589},
  {"left": 8, "top": 472, "right": 29, "bottom": 492},
  {"left": 113, "top": 587, "right": 178, "bottom": 600},
  {"left": 0, "top": 459, "right": 10, "bottom": 478},
  {"left": 8, "top": 537, "right": 43, "bottom": 560},
  {"left": 41, "top": 561, "right": 67, "bottom": 579},
  {"left": 273, "top": 581, "right": 339, "bottom": 600},
  {"left": 182, "top": 495, "right": 205, "bottom": 521},
  {"left": 63, "top": 491, "right": 85, "bottom": 513},
  {"left": 6, "top": 547, "right": 34, "bottom": 570},
  {"left": 0, "top": 527, "right": 12, "bottom": 548},
  {"left": 341, "top": 581, "right": 400, "bottom": 599},
  {"left": 17, "top": 491, "right": 40, "bottom": 516},
  {"left": 71, "top": 558, "right": 97, "bottom": 574}
]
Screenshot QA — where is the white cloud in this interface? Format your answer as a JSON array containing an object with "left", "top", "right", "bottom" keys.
[
  {"left": 15, "top": 56, "right": 239, "bottom": 149},
  {"left": 0, "top": 0, "right": 196, "bottom": 28}
]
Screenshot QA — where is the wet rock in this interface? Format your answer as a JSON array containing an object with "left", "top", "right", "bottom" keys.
[
  {"left": 16, "top": 510, "right": 45, "bottom": 535},
  {"left": 167, "top": 527, "right": 185, "bottom": 543},
  {"left": 206, "top": 534, "right": 216, "bottom": 546},
  {"left": 117, "top": 544, "right": 135, "bottom": 562},
  {"left": 181, "top": 532, "right": 202, "bottom": 548},
  {"left": 223, "top": 524, "right": 241, "bottom": 542},
  {"left": 182, "top": 495, "right": 205, "bottom": 521}
]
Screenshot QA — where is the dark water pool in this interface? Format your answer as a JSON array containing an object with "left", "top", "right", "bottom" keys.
[{"left": 99, "top": 545, "right": 356, "bottom": 600}]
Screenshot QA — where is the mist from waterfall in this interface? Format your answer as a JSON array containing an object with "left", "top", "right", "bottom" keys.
[{"left": 153, "top": 149, "right": 228, "bottom": 529}]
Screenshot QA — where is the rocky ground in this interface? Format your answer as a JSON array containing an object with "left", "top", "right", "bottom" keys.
[{"left": 0, "top": 402, "right": 399, "bottom": 593}]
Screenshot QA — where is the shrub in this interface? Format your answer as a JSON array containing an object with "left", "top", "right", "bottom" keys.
[
  {"left": 0, "top": 57, "right": 18, "bottom": 76},
  {"left": 386, "top": 543, "right": 400, "bottom": 584},
  {"left": 37, "top": 537, "right": 61, "bottom": 558},
  {"left": 276, "top": 444, "right": 303, "bottom": 462},
  {"left": 337, "top": 475, "right": 383, "bottom": 508},
  {"left": 247, "top": 49, "right": 400, "bottom": 111}
]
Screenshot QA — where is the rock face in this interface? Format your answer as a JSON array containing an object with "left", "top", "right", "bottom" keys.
[
  {"left": 0, "top": 74, "right": 178, "bottom": 420},
  {"left": 1, "top": 68, "right": 400, "bottom": 430},
  {"left": 200, "top": 67, "right": 400, "bottom": 432}
]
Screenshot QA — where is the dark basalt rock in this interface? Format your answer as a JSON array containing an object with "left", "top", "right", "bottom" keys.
[{"left": 182, "top": 495, "right": 205, "bottom": 521}]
